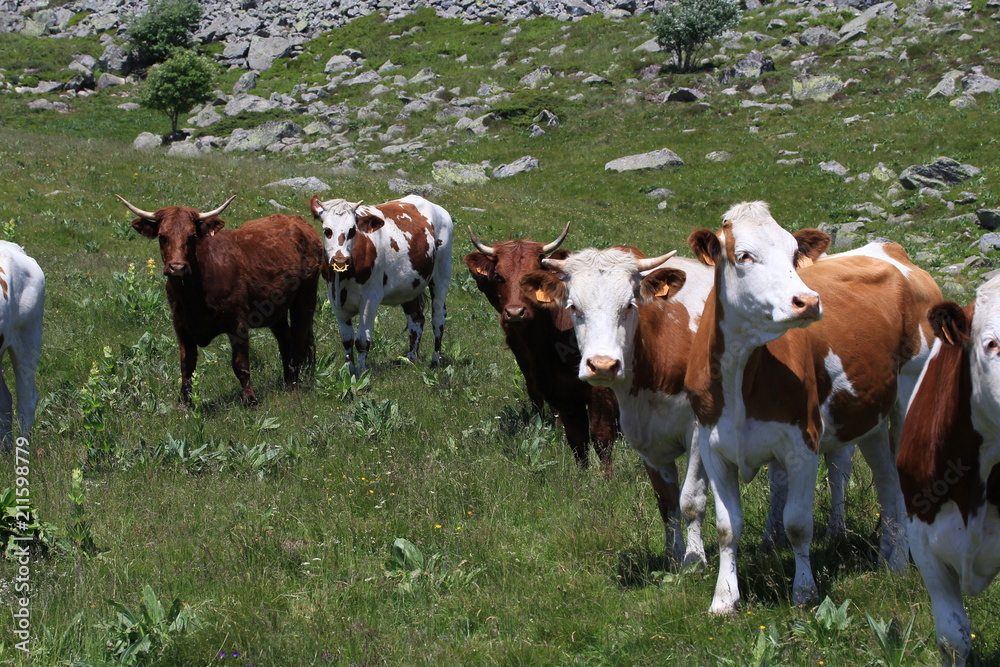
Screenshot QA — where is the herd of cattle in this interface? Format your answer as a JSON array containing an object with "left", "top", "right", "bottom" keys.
[{"left": 0, "top": 194, "right": 998, "bottom": 665}]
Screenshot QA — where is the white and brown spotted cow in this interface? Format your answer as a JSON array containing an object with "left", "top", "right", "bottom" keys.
[
  {"left": 898, "top": 275, "right": 1000, "bottom": 667},
  {"left": 0, "top": 241, "right": 44, "bottom": 451},
  {"left": 685, "top": 201, "right": 941, "bottom": 615},
  {"left": 310, "top": 194, "right": 453, "bottom": 373}
]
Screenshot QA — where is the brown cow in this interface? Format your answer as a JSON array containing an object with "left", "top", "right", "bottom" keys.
[
  {"left": 464, "top": 224, "right": 620, "bottom": 474},
  {"left": 117, "top": 194, "right": 323, "bottom": 406}
]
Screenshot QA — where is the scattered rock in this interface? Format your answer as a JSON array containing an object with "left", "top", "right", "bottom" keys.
[
  {"left": 646, "top": 188, "right": 675, "bottom": 199},
  {"left": 977, "top": 209, "right": 1000, "bottom": 231},
  {"left": 388, "top": 178, "right": 446, "bottom": 198},
  {"left": 820, "top": 160, "right": 848, "bottom": 176},
  {"left": 233, "top": 71, "right": 260, "bottom": 95},
  {"left": 520, "top": 66, "right": 553, "bottom": 88},
  {"left": 717, "top": 51, "right": 775, "bottom": 84},
  {"left": 224, "top": 120, "right": 303, "bottom": 152},
  {"left": 132, "top": 132, "right": 162, "bottom": 152},
  {"left": 705, "top": 151, "right": 731, "bottom": 163},
  {"left": 266, "top": 177, "right": 330, "bottom": 192},
  {"left": 432, "top": 160, "right": 490, "bottom": 185},
  {"left": 605, "top": 148, "right": 684, "bottom": 173},
  {"left": 839, "top": 2, "right": 898, "bottom": 38},
  {"left": 898, "top": 157, "right": 981, "bottom": 190},
  {"left": 664, "top": 87, "right": 705, "bottom": 102},
  {"left": 927, "top": 70, "right": 964, "bottom": 99},
  {"left": 976, "top": 233, "right": 1000, "bottom": 254},
  {"left": 247, "top": 35, "right": 302, "bottom": 72},
  {"left": 800, "top": 26, "right": 840, "bottom": 46},
  {"left": 493, "top": 155, "right": 539, "bottom": 179},
  {"left": 792, "top": 75, "right": 844, "bottom": 102},
  {"left": 962, "top": 73, "right": 1000, "bottom": 96}
]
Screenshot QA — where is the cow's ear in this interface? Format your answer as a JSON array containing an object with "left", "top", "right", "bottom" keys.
[
  {"left": 794, "top": 229, "right": 831, "bottom": 268},
  {"left": 688, "top": 229, "right": 720, "bottom": 266},
  {"left": 929, "top": 301, "right": 972, "bottom": 347},
  {"left": 309, "top": 195, "right": 324, "bottom": 220},
  {"left": 198, "top": 216, "right": 225, "bottom": 237},
  {"left": 131, "top": 217, "right": 158, "bottom": 239},
  {"left": 546, "top": 249, "right": 571, "bottom": 261},
  {"left": 356, "top": 213, "right": 385, "bottom": 234},
  {"left": 463, "top": 252, "right": 496, "bottom": 280},
  {"left": 640, "top": 268, "right": 686, "bottom": 303},
  {"left": 520, "top": 271, "right": 566, "bottom": 308}
]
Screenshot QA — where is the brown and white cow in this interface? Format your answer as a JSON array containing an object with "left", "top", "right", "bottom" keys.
[
  {"left": 118, "top": 195, "right": 323, "bottom": 406},
  {"left": 464, "top": 224, "right": 620, "bottom": 474},
  {"left": 310, "top": 194, "right": 453, "bottom": 374},
  {"left": 685, "top": 201, "right": 941, "bottom": 614},
  {"left": 898, "top": 275, "right": 1000, "bottom": 667},
  {"left": 521, "top": 246, "right": 712, "bottom": 566},
  {"left": 0, "top": 241, "right": 44, "bottom": 451}
]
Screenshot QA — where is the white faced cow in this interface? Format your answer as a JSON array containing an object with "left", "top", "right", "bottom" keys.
[
  {"left": 685, "top": 201, "right": 941, "bottom": 615},
  {"left": 521, "top": 247, "right": 712, "bottom": 566},
  {"left": 310, "top": 195, "right": 454, "bottom": 374},
  {"left": 0, "top": 241, "right": 44, "bottom": 452},
  {"left": 898, "top": 275, "right": 1000, "bottom": 667}
]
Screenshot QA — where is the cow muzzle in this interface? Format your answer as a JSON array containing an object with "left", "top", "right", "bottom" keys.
[
  {"left": 503, "top": 305, "right": 531, "bottom": 324},
  {"left": 789, "top": 293, "right": 821, "bottom": 322},
  {"left": 584, "top": 356, "right": 622, "bottom": 383},
  {"left": 330, "top": 253, "right": 350, "bottom": 273},
  {"left": 164, "top": 262, "right": 190, "bottom": 277}
]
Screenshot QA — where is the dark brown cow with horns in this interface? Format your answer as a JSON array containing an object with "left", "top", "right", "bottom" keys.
[
  {"left": 464, "top": 224, "right": 620, "bottom": 474},
  {"left": 117, "top": 194, "right": 323, "bottom": 406}
]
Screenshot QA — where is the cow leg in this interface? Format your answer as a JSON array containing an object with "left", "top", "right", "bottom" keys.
[
  {"left": 702, "top": 432, "right": 744, "bottom": 615},
  {"left": 328, "top": 280, "right": 355, "bottom": 372},
  {"left": 588, "top": 390, "right": 618, "bottom": 477},
  {"left": 228, "top": 329, "right": 257, "bottom": 406},
  {"left": 288, "top": 278, "right": 318, "bottom": 381},
  {"left": 354, "top": 297, "right": 380, "bottom": 374},
  {"left": 679, "top": 428, "right": 708, "bottom": 567},
  {"left": 558, "top": 404, "right": 591, "bottom": 469},
  {"left": 270, "top": 319, "right": 294, "bottom": 384},
  {"left": 0, "top": 357, "right": 12, "bottom": 452},
  {"left": 911, "top": 535, "right": 971, "bottom": 667},
  {"left": 401, "top": 296, "right": 425, "bottom": 363},
  {"left": 8, "top": 346, "right": 39, "bottom": 447},
  {"left": 177, "top": 333, "right": 199, "bottom": 406},
  {"left": 428, "top": 278, "right": 448, "bottom": 367},
  {"left": 857, "top": 426, "right": 908, "bottom": 572},
  {"left": 781, "top": 446, "right": 819, "bottom": 606},
  {"left": 761, "top": 461, "right": 789, "bottom": 552},
  {"left": 642, "top": 460, "right": 684, "bottom": 565},
  {"left": 824, "top": 446, "right": 854, "bottom": 540}
]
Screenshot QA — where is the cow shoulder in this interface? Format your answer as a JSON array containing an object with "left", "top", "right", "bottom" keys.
[
  {"left": 898, "top": 301, "right": 984, "bottom": 523},
  {"left": 381, "top": 202, "right": 434, "bottom": 280}
]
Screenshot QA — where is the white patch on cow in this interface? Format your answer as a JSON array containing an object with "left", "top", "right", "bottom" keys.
[
  {"left": 824, "top": 349, "right": 858, "bottom": 397},
  {"left": 826, "top": 241, "right": 913, "bottom": 277}
]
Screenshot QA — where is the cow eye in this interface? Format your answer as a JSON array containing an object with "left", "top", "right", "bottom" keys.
[
  {"left": 737, "top": 251, "right": 754, "bottom": 264},
  {"left": 324, "top": 228, "right": 333, "bottom": 239},
  {"left": 495, "top": 275, "right": 506, "bottom": 285},
  {"left": 347, "top": 228, "right": 356, "bottom": 239},
  {"left": 986, "top": 338, "right": 1000, "bottom": 355}
]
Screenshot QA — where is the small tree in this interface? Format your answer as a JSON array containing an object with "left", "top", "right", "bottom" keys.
[
  {"left": 137, "top": 49, "right": 214, "bottom": 141},
  {"left": 651, "top": 0, "right": 742, "bottom": 73},
  {"left": 128, "top": 0, "right": 203, "bottom": 68}
]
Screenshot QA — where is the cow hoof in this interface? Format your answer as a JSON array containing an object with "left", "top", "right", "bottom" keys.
[{"left": 242, "top": 393, "right": 259, "bottom": 407}]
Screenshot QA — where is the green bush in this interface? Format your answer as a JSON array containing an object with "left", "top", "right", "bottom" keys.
[
  {"left": 128, "top": 0, "right": 202, "bottom": 67},
  {"left": 136, "top": 49, "right": 214, "bottom": 140},
  {"left": 651, "top": 0, "right": 742, "bottom": 72}
]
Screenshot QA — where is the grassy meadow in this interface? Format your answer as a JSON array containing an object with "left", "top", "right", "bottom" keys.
[{"left": 1, "top": 4, "right": 1000, "bottom": 665}]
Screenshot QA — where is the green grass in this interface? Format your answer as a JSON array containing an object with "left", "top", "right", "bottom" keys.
[{"left": 1, "top": 5, "right": 1000, "bottom": 664}]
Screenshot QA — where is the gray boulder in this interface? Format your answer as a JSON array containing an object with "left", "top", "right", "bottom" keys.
[
  {"left": 96, "top": 72, "right": 126, "bottom": 88},
  {"left": 927, "top": 71, "right": 964, "bottom": 99},
  {"left": 800, "top": 26, "right": 840, "bottom": 46},
  {"left": 96, "top": 43, "right": 131, "bottom": 76},
  {"left": 132, "top": 132, "right": 162, "bottom": 152},
  {"left": 387, "top": 179, "right": 446, "bottom": 198},
  {"left": 324, "top": 55, "right": 355, "bottom": 74},
  {"left": 247, "top": 36, "right": 301, "bottom": 72},
  {"left": 899, "top": 157, "right": 981, "bottom": 190},
  {"left": 792, "top": 75, "right": 845, "bottom": 102},
  {"left": 266, "top": 177, "right": 330, "bottom": 192},
  {"left": 664, "top": 87, "right": 705, "bottom": 102},
  {"left": 432, "top": 160, "right": 490, "bottom": 186},
  {"left": 520, "top": 66, "right": 553, "bottom": 88},
  {"left": 605, "top": 148, "right": 684, "bottom": 172},
  {"left": 233, "top": 71, "right": 259, "bottom": 95},
  {"left": 167, "top": 141, "right": 204, "bottom": 158},
  {"left": 224, "top": 121, "right": 304, "bottom": 153},
  {"left": 820, "top": 160, "right": 848, "bottom": 176},
  {"left": 717, "top": 52, "right": 775, "bottom": 84},
  {"left": 839, "top": 2, "right": 898, "bottom": 37},
  {"left": 976, "top": 233, "right": 1000, "bottom": 254},
  {"left": 977, "top": 209, "right": 1000, "bottom": 231},
  {"left": 963, "top": 73, "right": 1000, "bottom": 96},
  {"left": 224, "top": 94, "right": 277, "bottom": 117},
  {"left": 493, "top": 156, "right": 539, "bottom": 179},
  {"left": 189, "top": 105, "right": 222, "bottom": 128},
  {"left": 820, "top": 221, "right": 867, "bottom": 250}
]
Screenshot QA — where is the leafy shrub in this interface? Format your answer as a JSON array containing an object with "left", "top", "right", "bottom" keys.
[
  {"left": 101, "top": 585, "right": 201, "bottom": 666},
  {"left": 137, "top": 49, "right": 215, "bottom": 140},
  {"left": 0, "top": 487, "right": 66, "bottom": 559},
  {"left": 127, "top": 0, "right": 202, "bottom": 67},
  {"left": 650, "top": 0, "right": 742, "bottom": 72},
  {"left": 384, "top": 538, "right": 482, "bottom": 594}
]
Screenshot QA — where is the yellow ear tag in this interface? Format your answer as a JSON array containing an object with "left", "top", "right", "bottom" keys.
[
  {"left": 653, "top": 283, "right": 672, "bottom": 298},
  {"left": 534, "top": 289, "right": 553, "bottom": 303}
]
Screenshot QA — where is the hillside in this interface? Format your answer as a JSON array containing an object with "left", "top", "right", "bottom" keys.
[{"left": 0, "top": 1, "right": 999, "bottom": 664}]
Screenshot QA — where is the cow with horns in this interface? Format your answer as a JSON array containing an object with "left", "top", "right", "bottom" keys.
[
  {"left": 0, "top": 241, "right": 44, "bottom": 452},
  {"left": 310, "top": 194, "right": 453, "bottom": 374},
  {"left": 898, "top": 274, "right": 1000, "bottom": 667},
  {"left": 117, "top": 194, "right": 323, "bottom": 406},
  {"left": 464, "top": 224, "right": 620, "bottom": 474}
]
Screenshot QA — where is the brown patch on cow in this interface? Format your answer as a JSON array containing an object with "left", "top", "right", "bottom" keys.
[
  {"left": 0, "top": 265, "right": 7, "bottom": 301},
  {"left": 722, "top": 222, "right": 737, "bottom": 266},
  {"left": 633, "top": 300, "right": 693, "bottom": 397},
  {"left": 685, "top": 287, "right": 726, "bottom": 424},
  {"left": 390, "top": 238, "right": 400, "bottom": 252},
  {"left": 349, "top": 232, "right": 377, "bottom": 284},
  {"left": 380, "top": 202, "right": 434, "bottom": 280},
  {"left": 338, "top": 233, "right": 346, "bottom": 246},
  {"left": 898, "top": 302, "right": 983, "bottom": 523}
]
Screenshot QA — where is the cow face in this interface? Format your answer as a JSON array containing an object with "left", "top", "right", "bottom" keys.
[
  {"left": 965, "top": 275, "right": 1000, "bottom": 435},
  {"left": 521, "top": 247, "right": 681, "bottom": 385},
  {"left": 117, "top": 195, "right": 233, "bottom": 277},
  {"left": 310, "top": 197, "right": 384, "bottom": 273},
  {"left": 689, "top": 201, "right": 826, "bottom": 340}
]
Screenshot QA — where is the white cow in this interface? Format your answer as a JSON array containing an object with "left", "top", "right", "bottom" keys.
[
  {"left": 685, "top": 201, "right": 940, "bottom": 614},
  {"left": 0, "top": 241, "right": 44, "bottom": 451},
  {"left": 898, "top": 275, "right": 1000, "bottom": 666},
  {"left": 310, "top": 194, "right": 453, "bottom": 374}
]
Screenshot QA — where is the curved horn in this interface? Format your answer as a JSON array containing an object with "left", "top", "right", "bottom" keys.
[
  {"left": 468, "top": 226, "right": 496, "bottom": 256},
  {"left": 541, "top": 257, "right": 567, "bottom": 272},
  {"left": 635, "top": 250, "right": 677, "bottom": 272},
  {"left": 540, "top": 221, "right": 571, "bottom": 254},
  {"left": 115, "top": 194, "right": 156, "bottom": 220},
  {"left": 198, "top": 194, "right": 237, "bottom": 221}
]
